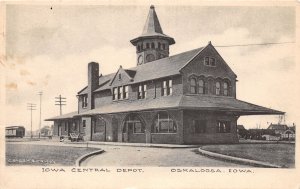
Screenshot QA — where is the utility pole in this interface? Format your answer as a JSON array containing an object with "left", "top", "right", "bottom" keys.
[
  {"left": 38, "top": 91, "right": 43, "bottom": 139},
  {"left": 27, "top": 103, "right": 36, "bottom": 138},
  {"left": 55, "top": 95, "right": 66, "bottom": 115}
]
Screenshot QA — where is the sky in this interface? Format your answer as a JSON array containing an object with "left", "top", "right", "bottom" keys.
[{"left": 3, "top": 4, "right": 297, "bottom": 131}]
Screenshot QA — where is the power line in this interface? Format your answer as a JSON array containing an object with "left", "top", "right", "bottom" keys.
[
  {"left": 27, "top": 103, "right": 36, "bottom": 139},
  {"left": 38, "top": 91, "right": 43, "bottom": 139},
  {"left": 55, "top": 95, "right": 66, "bottom": 116},
  {"left": 215, "top": 41, "right": 295, "bottom": 48}
]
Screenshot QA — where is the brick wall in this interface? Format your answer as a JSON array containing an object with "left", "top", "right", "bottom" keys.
[
  {"left": 181, "top": 45, "right": 237, "bottom": 98},
  {"left": 183, "top": 110, "right": 238, "bottom": 144}
]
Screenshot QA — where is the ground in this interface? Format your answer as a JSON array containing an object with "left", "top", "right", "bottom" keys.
[
  {"left": 6, "top": 143, "right": 99, "bottom": 166},
  {"left": 201, "top": 143, "right": 295, "bottom": 168},
  {"left": 80, "top": 145, "right": 250, "bottom": 167}
]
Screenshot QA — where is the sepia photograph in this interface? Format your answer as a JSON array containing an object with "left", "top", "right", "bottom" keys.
[{"left": 0, "top": 1, "right": 299, "bottom": 189}]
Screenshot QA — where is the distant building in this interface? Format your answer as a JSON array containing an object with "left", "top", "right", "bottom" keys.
[
  {"left": 267, "top": 123, "right": 295, "bottom": 140},
  {"left": 46, "top": 5, "right": 283, "bottom": 144}
]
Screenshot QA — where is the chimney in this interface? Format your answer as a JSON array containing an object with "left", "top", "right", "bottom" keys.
[{"left": 87, "top": 62, "right": 99, "bottom": 110}]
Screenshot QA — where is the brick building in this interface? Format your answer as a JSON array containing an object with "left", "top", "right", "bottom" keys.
[{"left": 46, "top": 5, "right": 283, "bottom": 144}]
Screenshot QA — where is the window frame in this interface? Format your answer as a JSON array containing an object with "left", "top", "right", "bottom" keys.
[
  {"left": 198, "top": 79, "right": 205, "bottom": 94},
  {"left": 215, "top": 81, "right": 221, "bottom": 95},
  {"left": 152, "top": 111, "right": 177, "bottom": 134},
  {"left": 82, "top": 95, "right": 88, "bottom": 108},
  {"left": 138, "top": 83, "right": 147, "bottom": 99},
  {"left": 216, "top": 120, "right": 231, "bottom": 133},
  {"left": 190, "top": 78, "right": 197, "bottom": 94},
  {"left": 204, "top": 57, "right": 217, "bottom": 67}
]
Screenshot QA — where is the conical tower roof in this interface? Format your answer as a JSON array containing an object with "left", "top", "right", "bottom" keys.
[{"left": 130, "top": 5, "right": 175, "bottom": 46}]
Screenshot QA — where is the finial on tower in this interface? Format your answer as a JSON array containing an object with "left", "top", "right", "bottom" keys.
[{"left": 150, "top": 5, "right": 155, "bottom": 9}]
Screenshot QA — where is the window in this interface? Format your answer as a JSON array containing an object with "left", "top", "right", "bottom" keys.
[
  {"left": 64, "top": 122, "right": 68, "bottom": 132},
  {"left": 223, "top": 82, "right": 229, "bottom": 96},
  {"left": 94, "top": 117, "right": 106, "bottom": 133},
  {"left": 204, "top": 57, "right": 209, "bottom": 66},
  {"left": 210, "top": 58, "right": 216, "bottom": 66},
  {"left": 204, "top": 57, "right": 216, "bottom": 66},
  {"left": 113, "top": 86, "right": 129, "bottom": 100},
  {"left": 137, "top": 45, "right": 140, "bottom": 52},
  {"left": 118, "top": 73, "right": 121, "bottom": 80},
  {"left": 138, "top": 84, "right": 147, "bottom": 99},
  {"left": 190, "top": 78, "right": 196, "bottom": 94},
  {"left": 113, "top": 87, "right": 118, "bottom": 100},
  {"left": 118, "top": 86, "right": 123, "bottom": 99},
  {"left": 194, "top": 120, "right": 206, "bottom": 133},
  {"left": 82, "top": 120, "right": 86, "bottom": 128},
  {"left": 198, "top": 79, "right": 204, "bottom": 94},
  {"left": 152, "top": 111, "right": 177, "bottom": 133},
  {"left": 207, "top": 79, "right": 214, "bottom": 94},
  {"left": 123, "top": 114, "right": 145, "bottom": 134},
  {"left": 162, "top": 79, "right": 172, "bottom": 96},
  {"left": 73, "top": 122, "right": 77, "bottom": 131},
  {"left": 216, "top": 81, "right": 221, "bottom": 95},
  {"left": 146, "top": 43, "right": 150, "bottom": 49},
  {"left": 162, "top": 44, "right": 166, "bottom": 50},
  {"left": 124, "top": 86, "right": 129, "bottom": 99},
  {"left": 82, "top": 95, "right": 88, "bottom": 108},
  {"left": 158, "top": 42, "right": 161, "bottom": 49},
  {"left": 216, "top": 121, "right": 231, "bottom": 133},
  {"left": 151, "top": 42, "right": 155, "bottom": 49}
]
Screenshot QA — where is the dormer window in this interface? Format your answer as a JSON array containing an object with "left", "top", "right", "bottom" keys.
[
  {"left": 162, "top": 79, "right": 172, "bottom": 96},
  {"left": 113, "top": 85, "right": 129, "bottom": 101},
  {"left": 138, "top": 84, "right": 147, "bottom": 99},
  {"left": 82, "top": 95, "right": 88, "bottom": 108},
  {"left": 204, "top": 57, "right": 216, "bottom": 67}
]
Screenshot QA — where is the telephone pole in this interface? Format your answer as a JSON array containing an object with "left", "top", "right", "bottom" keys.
[
  {"left": 38, "top": 91, "right": 43, "bottom": 138},
  {"left": 27, "top": 103, "right": 36, "bottom": 138},
  {"left": 55, "top": 95, "right": 66, "bottom": 115}
]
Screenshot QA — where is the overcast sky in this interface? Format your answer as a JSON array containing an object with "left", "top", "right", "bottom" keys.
[{"left": 4, "top": 4, "right": 296, "bottom": 130}]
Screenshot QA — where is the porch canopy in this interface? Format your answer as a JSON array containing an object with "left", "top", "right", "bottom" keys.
[
  {"left": 72, "top": 95, "right": 284, "bottom": 117},
  {"left": 45, "top": 111, "right": 78, "bottom": 121}
]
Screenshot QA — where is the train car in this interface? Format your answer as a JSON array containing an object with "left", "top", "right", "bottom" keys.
[{"left": 5, "top": 126, "right": 25, "bottom": 138}]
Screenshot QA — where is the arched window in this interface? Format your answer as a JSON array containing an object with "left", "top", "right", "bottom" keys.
[
  {"left": 123, "top": 114, "right": 145, "bottom": 134},
  {"left": 223, "top": 82, "right": 229, "bottom": 96},
  {"left": 152, "top": 111, "right": 177, "bottom": 133},
  {"left": 146, "top": 43, "right": 150, "bottom": 49},
  {"left": 158, "top": 42, "right": 161, "bottom": 49},
  {"left": 198, "top": 79, "right": 204, "bottom": 94},
  {"left": 151, "top": 42, "right": 155, "bottom": 49},
  {"left": 190, "top": 78, "right": 196, "bottom": 94},
  {"left": 216, "top": 81, "right": 221, "bottom": 95},
  {"left": 207, "top": 78, "right": 214, "bottom": 95}
]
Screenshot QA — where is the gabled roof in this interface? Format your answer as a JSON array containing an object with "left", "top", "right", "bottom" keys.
[
  {"left": 82, "top": 47, "right": 203, "bottom": 93},
  {"left": 130, "top": 5, "right": 175, "bottom": 45},
  {"left": 267, "top": 124, "right": 289, "bottom": 130}
]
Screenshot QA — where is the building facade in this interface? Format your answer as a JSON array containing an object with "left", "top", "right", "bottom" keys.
[{"left": 46, "top": 6, "right": 283, "bottom": 144}]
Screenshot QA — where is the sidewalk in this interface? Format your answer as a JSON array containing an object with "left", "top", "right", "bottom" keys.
[{"left": 6, "top": 139, "right": 199, "bottom": 149}]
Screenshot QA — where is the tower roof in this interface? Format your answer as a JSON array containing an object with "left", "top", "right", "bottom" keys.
[{"left": 130, "top": 5, "right": 175, "bottom": 46}]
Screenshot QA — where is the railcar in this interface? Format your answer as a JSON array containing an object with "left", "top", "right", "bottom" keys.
[{"left": 5, "top": 126, "right": 25, "bottom": 138}]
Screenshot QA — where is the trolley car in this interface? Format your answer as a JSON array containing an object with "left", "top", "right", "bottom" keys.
[{"left": 5, "top": 126, "right": 25, "bottom": 138}]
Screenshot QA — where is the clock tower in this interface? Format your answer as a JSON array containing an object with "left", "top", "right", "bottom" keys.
[{"left": 130, "top": 5, "right": 175, "bottom": 65}]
